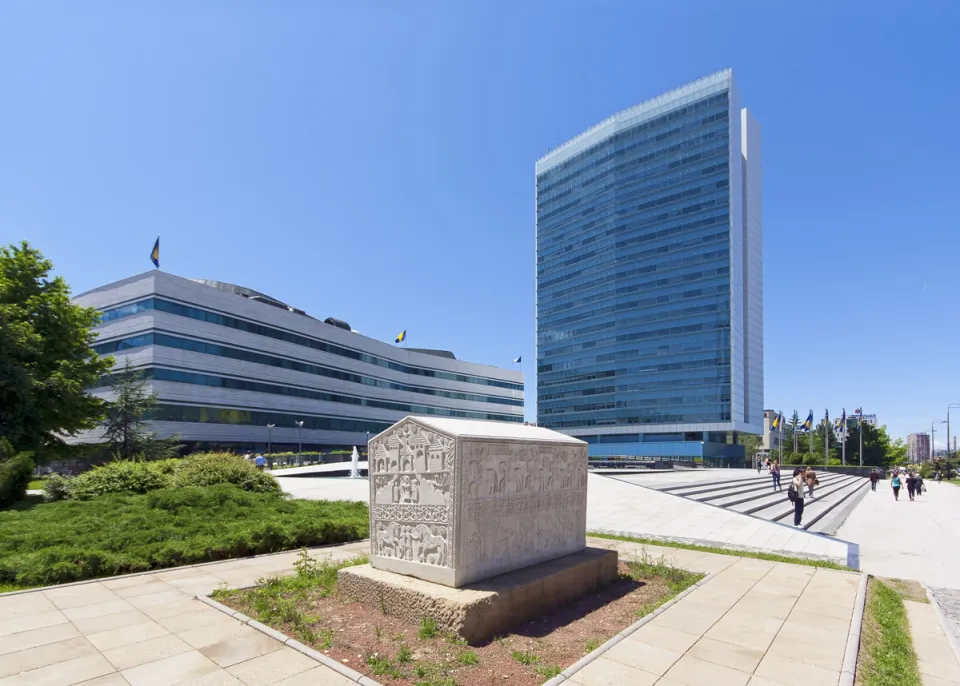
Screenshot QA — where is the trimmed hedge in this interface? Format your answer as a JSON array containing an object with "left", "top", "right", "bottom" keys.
[{"left": 0, "top": 485, "right": 368, "bottom": 587}]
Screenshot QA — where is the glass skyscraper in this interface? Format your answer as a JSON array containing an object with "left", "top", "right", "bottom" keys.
[{"left": 535, "top": 69, "right": 762, "bottom": 464}]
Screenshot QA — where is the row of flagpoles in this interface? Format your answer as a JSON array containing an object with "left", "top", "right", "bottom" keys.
[
  {"left": 770, "top": 408, "right": 866, "bottom": 466},
  {"left": 395, "top": 329, "right": 522, "bottom": 366}
]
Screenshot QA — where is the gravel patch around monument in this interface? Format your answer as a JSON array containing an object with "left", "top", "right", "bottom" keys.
[{"left": 215, "top": 557, "right": 698, "bottom": 686}]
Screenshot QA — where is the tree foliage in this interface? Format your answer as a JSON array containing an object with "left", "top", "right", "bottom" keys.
[
  {"left": 0, "top": 242, "right": 112, "bottom": 456},
  {"left": 101, "top": 359, "right": 179, "bottom": 460},
  {"left": 0, "top": 438, "right": 35, "bottom": 508}
]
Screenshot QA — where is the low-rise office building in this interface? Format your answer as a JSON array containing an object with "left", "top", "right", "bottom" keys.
[{"left": 72, "top": 272, "right": 524, "bottom": 452}]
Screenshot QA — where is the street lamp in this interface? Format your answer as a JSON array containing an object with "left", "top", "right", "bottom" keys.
[
  {"left": 266, "top": 423, "right": 275, "bottom": 459},
  {"left": 933, "top": 420, "right": 947, "bottom": 462},
  {"left": 295, "top": 421, "right": 304, "bottom": 466},
  {"left": 948, "top": 404, "right": 960, "bottom": 461}
]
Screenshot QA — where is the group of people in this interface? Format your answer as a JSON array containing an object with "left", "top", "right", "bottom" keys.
[{"left": 874, "top": 468, "right": 925, "bottom": 501}]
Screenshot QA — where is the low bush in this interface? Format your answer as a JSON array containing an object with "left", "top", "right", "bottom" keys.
[
  {"left": 0, "top": 484, "right": 368, "bottom": 587},
  {"left": 67, "top": 460, "right": 173, "bottom": 500},
  {"left": 0, "top": 452, "right": 36, "bottom": 509},
  {"left": 42, "top": 452, "right": 279, "bottom": 501},
  {"left": 169, "top": 453, "right": 280, "bottom": 494}
]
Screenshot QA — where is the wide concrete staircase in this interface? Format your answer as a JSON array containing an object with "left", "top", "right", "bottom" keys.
[{"left": 643, "top": 471, "right": 869, "bottom": 534}]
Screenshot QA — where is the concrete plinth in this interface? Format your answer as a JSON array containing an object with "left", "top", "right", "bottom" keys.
[{"left": 337, "top": 547, "right": 618, "bottom": 644}]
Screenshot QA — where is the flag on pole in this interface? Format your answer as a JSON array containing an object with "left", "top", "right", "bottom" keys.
[
  {"left": 855, "top": 408, "right": 863, "bottom": 427},
  {"left": 841, "top": 408, "right": 847, "bottom": 435},
  {"left": 395, "top": 330, "right": 407, "bottom": 344},
  {"left": 150, "top": 237, "right": 160, "bottom": 269},
  {"left": 771, "top": 411, "right": 781, "bottom": 430},
  {"left": 801, "top": 410, "right": 813, "bottom": 433},
  {"left": 513, "top": 356, "right": 522, "bottom": 364}
]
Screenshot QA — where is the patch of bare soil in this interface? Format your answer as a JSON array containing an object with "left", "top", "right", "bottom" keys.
[
  {"left": 878, "top": 576, "right": 928, "bottom": 603},
  {"left": 223, "top": 562, "right": 675, "bottom": 685}
]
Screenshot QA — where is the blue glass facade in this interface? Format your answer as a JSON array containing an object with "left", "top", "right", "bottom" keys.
[{"left": 536, "top": 70, "right": 763, "bottom": 461}]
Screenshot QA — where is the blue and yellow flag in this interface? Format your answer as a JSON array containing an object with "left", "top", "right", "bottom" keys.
[
  {"left": 395, "top": 330, "right": 406, "bottom": 344},
  {"left": 771, "top": 411, "right": 781, "bottom": 430},
  {"left": 513, "top": 356, "right": 522, "bottom": 364},
  {"left": 801, "top": 410, "right": 813, "bottom": 432},
  {"left": 150, "top": 237, "right": 160, "bottom": 269}
]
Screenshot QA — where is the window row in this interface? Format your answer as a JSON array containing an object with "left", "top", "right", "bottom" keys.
[
  {"left": 106, "top": 366, "right": 522, "bottom": 423},
  {"left": 98, "top": 297, "right": 523, "bottom": 391},
  {"left": 152, "top": 404, "right": 397, "bottom": 433},
  {"left": 92, "top": 332, "right": 524, "bottom": 407}
]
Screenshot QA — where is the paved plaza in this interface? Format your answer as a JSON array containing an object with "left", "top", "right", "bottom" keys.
[{"left": 1, "top": 537, "right": 867, "bottom": 686}]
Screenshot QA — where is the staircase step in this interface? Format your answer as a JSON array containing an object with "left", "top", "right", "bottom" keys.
[{"left": 709, "top": 474, "right": 855, "bottom": 510}]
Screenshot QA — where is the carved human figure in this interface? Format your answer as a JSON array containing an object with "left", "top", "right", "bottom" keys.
[
  {"left": 410, "top": 476, "right": 420, "bottom": 504},
  {"left": 391, "top": 475, "right": 400, "bottom": 503},
  {"left": 399, "top": 476, "right": 411, "bottom": 503},
  {"left": 467, "top": 459, "right": 482, "bottom": 498}
]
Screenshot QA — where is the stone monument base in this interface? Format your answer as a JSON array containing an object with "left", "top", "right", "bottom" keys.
[{"left": 337, "top": 547, "right": 618, "bottom": 644}]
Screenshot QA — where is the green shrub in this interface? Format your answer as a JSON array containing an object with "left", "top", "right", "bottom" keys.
[
  {"left": 0, "top": 484, "right": 368, "bottom": 587},
  {"left": 68, "top": 460, "right": 172, "bottom": 500},
  {"left": 45, "top": 452, "right": 280, "bottom": 502},
  {"left": 42, "top": 474, "right": 73, "bottom": 502},
  {"left": 0, "top": 452, "right": 36, "bottom": 508},
  {"left": 169, "top": 453, "right": 280, "bottom": 494}
]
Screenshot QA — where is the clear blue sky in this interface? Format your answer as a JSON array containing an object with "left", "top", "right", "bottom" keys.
[{"left": 2, "top": 1, "right": 958, "bottom": 445}]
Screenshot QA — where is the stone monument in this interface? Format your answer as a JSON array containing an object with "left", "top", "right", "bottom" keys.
[{"left": 339, "top": 416, "right": 617, "bottom": 642}]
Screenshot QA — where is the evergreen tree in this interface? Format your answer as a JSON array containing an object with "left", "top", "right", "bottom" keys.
[{"left": 101, "top": 359, "right": 179, "bottom": 459}]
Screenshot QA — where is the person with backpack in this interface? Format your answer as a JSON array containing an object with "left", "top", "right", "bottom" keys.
[
  {"left": 869, "top": 468, "right": 879, "bottom": 492},
  {"left": 789, "top": 468, "right": 805, "bottom": 526},
  {"left": 915, "top": 473, "right": 925, "bottom": 497},
  {"left": 891, "top": 471, "right": 902, "bottom": 501},
  {"left": 771, "top": 460, "right": 782, "bottom": 492}
]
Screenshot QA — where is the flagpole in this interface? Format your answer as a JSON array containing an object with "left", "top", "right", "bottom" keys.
[
  {"left": 824, "top": 409, "right": 829, "bottom": 464},
  {"left": 809, "top": 410, "right": 814, "bottom": 454},
  {"left": 842, "top": 416, "right": 846, "bottom": 466}
]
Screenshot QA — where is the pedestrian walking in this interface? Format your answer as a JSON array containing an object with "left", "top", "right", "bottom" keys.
[
  {"left": 804, "top": 466, "right": 818, "bottom": 498},
  {"left": 789, "top": 468, "right": 805, "bottom": 526},
  {"left": 756, "top": 456, "right": 763, "bottom": 474},
  {"left": 915, "top": 474, "right": 924, "bottom": 497},
  {"left": 936, "top": 471, "right": 943, "bottom": 483},
  {"left": 771, "top": 460, "right": 782, "bottom": 491},
  {"left": 869, "top": 468, "right": 879, "bottom": 492},
  {"left": 906, "top": 472, "right": 917, "bottom": 501},
  {"left": 254, "top": 453, "right": 266, "bottom": 471},
  {"left": 891, "top": 471, "right": 902, "bottom": 501}
]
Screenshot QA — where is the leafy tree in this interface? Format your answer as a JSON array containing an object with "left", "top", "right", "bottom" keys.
[
  {"left": 0, "top": 242, "right": 113, "bottom": 457},
  {"left": 841, "top": 422, "right": 903, "bottom": 466},
  {"left": 738, "top": 434, "right": 762, "bottom": 461},
  {"left": 101, "top": 359, "right": 180, "bottom": 460}
]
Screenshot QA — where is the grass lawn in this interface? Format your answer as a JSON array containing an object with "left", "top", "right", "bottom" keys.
[
  {"left": 26, "top": 479, "right": 46, "bottom": 490},
  {"left": 856, "top": 578, "right": 922, "bottom": 686},
  {"left": 0, "top": 484, "right": 368, "bottom": 590},
  {"left": 588, "top": 531, "right": 855, "bottom": 571}
]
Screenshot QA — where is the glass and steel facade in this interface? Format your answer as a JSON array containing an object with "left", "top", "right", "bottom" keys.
[
  {"left": 73, "top": 272, "right": 523, "bottom": 452},
  {"left": 536, "top": 69, "right": 762, "bottom": 463}
]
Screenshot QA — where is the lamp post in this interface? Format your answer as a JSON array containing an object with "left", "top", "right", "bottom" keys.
[
  {"left": 948, "top": 404, "right": 960, "bottom": 461},
  {"left": 295, "top": 421, "right": 304, "bottom": 466},
  {"left": 266, "top": 423, "right": 275, "bottom": 467},
  {"left": 933, "top": 420, "right": 946, "bottom": 463}
]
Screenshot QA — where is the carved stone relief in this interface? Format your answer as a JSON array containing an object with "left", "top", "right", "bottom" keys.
[{"left": 368, "top": 417, "right": 587, "bottom": 587}]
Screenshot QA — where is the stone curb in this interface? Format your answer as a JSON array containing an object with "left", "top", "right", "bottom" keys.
[
  {"left": 540, "top": 570, "right": 717, "bottom": 686},
  {"left": 195, "top": 593, "right": 380, "bottom": 685},
  {"left": 838, "top": 571, "right": 869, "bottom": 686},
  {"left": 923, "top": 583, "right": 960, "bottom": 668},
  {"left": 588, "top": 527, "right": 855, "bottom": 568},
  {"left": 0, "top": 541, "right": 370, "bottom": 597}
]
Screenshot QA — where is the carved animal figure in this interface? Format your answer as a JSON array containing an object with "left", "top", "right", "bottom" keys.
[
  {"left": 376, "top": 522, "right": 398, "bottom": 558},
  {"left": 415, "top": 525, "right": 447, "bottom": 566}
]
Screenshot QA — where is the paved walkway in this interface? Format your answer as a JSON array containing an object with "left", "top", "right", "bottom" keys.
[
  {"left": 0, "top": 542, "right": 369, "bottom": 686},
  {"left": 836, "top": 480, "right": 960, "bottom": 589},
  {"left": 0, "top": 537, "right": 861, "bottom": 686},
  {"left": 274, "top": 474, "right": 858, "bottom": 566},
  {"left": 904, "top": 599, "right": 960, "bottom": 686}
]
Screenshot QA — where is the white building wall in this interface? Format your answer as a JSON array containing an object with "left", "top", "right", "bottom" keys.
[{"left": 742, "top": 108, "right": 764, "bottom": 432}]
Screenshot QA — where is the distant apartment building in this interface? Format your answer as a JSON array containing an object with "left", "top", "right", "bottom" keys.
[
  {"left": 907, "top": 432, "right": 931, "bottom": 462},
  {"left": 758, "top": 409, "right": 782, "bottom": 459}
]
